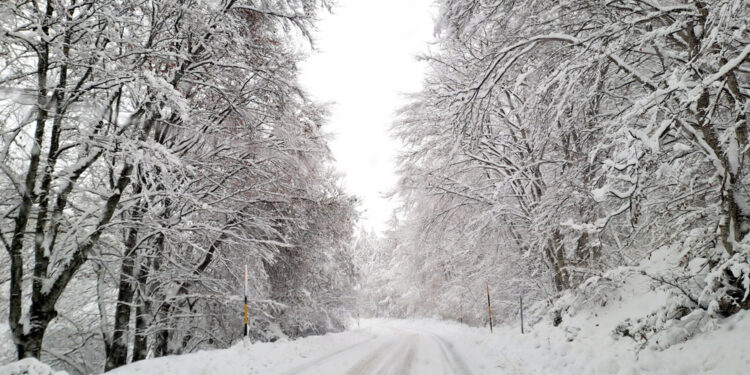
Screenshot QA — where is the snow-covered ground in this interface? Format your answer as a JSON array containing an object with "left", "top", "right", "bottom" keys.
[
  {"left": 3, "top": 311, "right": 749, "bottom": 374},
  {"left": 96, "top": 313, "right": 749, "bottom": 375}
]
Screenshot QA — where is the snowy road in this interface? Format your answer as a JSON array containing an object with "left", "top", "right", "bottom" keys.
[
  {"left": 278, "top": 325, "right": 475, "bottom": 375},
  {"left": 107, "top": 319, "right": 534, "bottom": 375}
]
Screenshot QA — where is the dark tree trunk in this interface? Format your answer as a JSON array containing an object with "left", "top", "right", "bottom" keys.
[
  {"left": 106, "top": 188, "right": 144, "bottom": 371},
  {"left": 546, "top": 230, "right": 569, "bottom": 292},
  {"left": 105, "top": 249, "right": 137, "bottom": 370},
  {"left": 8, "top": 2, "right": 53, "bottom": 359},
  {"left": 132, "top": 301, "right": 149, "bottom": 361},
  {"left": 153, "top": 299, "right": 175, "bottom": 359},
  {"left": 132, "top": 256, "right": 151, "bottom": 362}
]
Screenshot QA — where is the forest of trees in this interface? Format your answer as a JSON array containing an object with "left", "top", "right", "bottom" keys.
[
  {"left": 359, "top": 0, "right": 750, "bottom": 332},
  {"left": 0, "top": 0, "right": 358, "bottom": 373},
  {"left": 2, "top": 0, "right": 750, "bottom": 373}
]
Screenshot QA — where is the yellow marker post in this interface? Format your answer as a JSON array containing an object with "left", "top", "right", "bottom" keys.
[
  {"left": 244, "top": 264, "right": 248, "bottom": 337},
  {"left": 486, "top": 283, "right": 493, "bottom": 333}
]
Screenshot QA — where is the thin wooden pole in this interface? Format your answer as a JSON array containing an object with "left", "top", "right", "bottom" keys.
[
  {"left": 460, "top": 294, "right": 464, "bottom": 324},
  {"left": 243, "top": 264, "right": 248, "bottom": 337},
  {"left": 486, "top": 283, "right": 493, "bottom": 333},
  {"left": 520, "top": 294, "right": 524, "bottom": 334}
]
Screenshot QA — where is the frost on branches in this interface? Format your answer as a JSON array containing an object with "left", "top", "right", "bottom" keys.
[
  {"left": 0, "top": 0, "right": 356, "bottom": 373},
  {"left": 376, "top": 0, "right": 750, "bottom": 348}
]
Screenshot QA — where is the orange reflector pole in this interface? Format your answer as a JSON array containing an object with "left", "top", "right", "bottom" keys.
[{"left": 244, "top": 264, "right": 248, "bottom": 337}]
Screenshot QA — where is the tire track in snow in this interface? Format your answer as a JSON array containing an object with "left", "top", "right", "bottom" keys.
[
  {"left": 380, "top": 335, "right": 418, "bottom": 375},
  {"left": 278, "top": 334, "right": 379, "bottom": 375},
  {"left": 413, "top": 325, "right": 528, "bottom": 375},
  {"left": 279, "top": 324, "right": 495, "bottom": 375},
  {"left": 394, "top": 335, "right": 418, "bottom": 374},
  {"left": 383, "top": 325, "right": 475, "bottom": 375},
  {"left": 343, "top": 339, "right": 398, "bottom": 375},
  {"left": 433, "top": 333, "right": 475, "bottom": 375}
]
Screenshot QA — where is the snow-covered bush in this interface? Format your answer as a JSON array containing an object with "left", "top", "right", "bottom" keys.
[
  {"left": 703, "top": 252, "right": 750, "bottom": 316},
  {"left": 0, "top": 358, "right": 68, "bottom": 375}
]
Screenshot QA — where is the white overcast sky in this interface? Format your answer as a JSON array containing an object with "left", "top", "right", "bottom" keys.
[{"left": 300, "top": 0, "right": 437, "bottom": 233}]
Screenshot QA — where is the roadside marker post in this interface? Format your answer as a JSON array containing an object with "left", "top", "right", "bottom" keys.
[
  {"left": 244, "top": 264, "right": 248, "bottom": 337},
  {"left": 486, "top": 283, "right": 493, "bottom": 333},
  {"left": 520, "top": 294, "right": 524, "bottom": 334}
]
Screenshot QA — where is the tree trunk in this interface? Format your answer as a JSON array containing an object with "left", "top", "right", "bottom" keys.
[
  {"left": 8, "top": 2, "right": 53, "bottom": 359},
  {"left": 546, "top": 230, "right": 569, "bottom": 292},
  {"left": 105, "top": 226, "right": 141, "bottom": 370},
  {"left": 719, "top": 176, "right": 744, "bottom": 255},
  {"left": 132, "top": 300, "right": 149, "bottom": 361},
  {"left": 132, "top": 256, "right": 151, "bottom": 362},
  {"left": 18, "top": 304, "right": 58, "bottom": 358},
  {"left": 153, "top": 326, "right": 171, "bottom": 358}
]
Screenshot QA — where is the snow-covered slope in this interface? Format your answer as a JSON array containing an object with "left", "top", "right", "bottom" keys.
[
  {"left": 489, "top": 245, "right": 750, "bottom": 374},
  {"left": 475, "top": 303, "right": 750, "bottom": 374}
]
